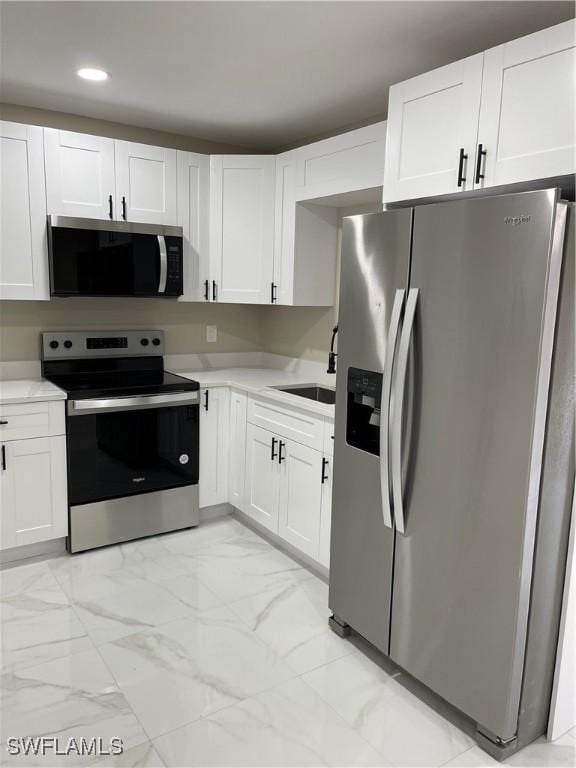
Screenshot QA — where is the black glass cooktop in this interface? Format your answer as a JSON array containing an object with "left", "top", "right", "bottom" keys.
[{"left": 42, "top": 357, "right": 199, "bottom": 400}]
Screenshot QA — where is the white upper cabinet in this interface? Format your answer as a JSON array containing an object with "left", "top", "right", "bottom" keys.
[
  {"left": 384, "top": 54, "right": 483, "bottom": 202},
  {"left": 294, "top": 122, "right": 387, "bottom": 201},
  {"left": 209, "top": 155, "right": 275, "bottom": 304},
  {"left": 115, "top": 141, "right": 177, "bottom": 225},
  {"left": 0, "top": 122, "right": 48, "bottom": 300},
  {"left": 44, "top": 128, "right": 116, "bottom": 219},
  {"left": 177, "top": 150, "right": 210, "bottom": 301},
  {"left": 273, "top": 152, "right": 338, "bottom": 306},
  {"left": 384, "top": 21, "right": 575, "bottom": 203},
  {"left": 477, "top": 20, "right": 575, "bottom": 189}
]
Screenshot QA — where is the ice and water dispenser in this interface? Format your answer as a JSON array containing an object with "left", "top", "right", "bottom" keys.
[{"left": 346, "top": 367, "right": 383, "bottom": 456}]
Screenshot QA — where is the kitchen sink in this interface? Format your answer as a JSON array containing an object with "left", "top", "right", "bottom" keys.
[{"left": 275, "top": 384, "right": 336, "bottom": 405}]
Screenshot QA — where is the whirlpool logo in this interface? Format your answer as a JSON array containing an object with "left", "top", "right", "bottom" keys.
[
  {"left": 504, "top": 214, "right": 531, "bottom": 226},
  {"left": 132, "top": 476, "right": 146, "bottom": 483}
]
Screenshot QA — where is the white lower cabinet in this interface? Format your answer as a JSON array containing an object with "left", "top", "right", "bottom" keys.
[
  {"left": 243, "top": 396, "right": 333, "bottom": 566},
  {"left": 245, "top": 423, "right": 281, "bottom": 532},
  {"left": 199, "top": 387, "right": 229, "bottom": 508},
  {"left": 278, "top": 438, "right": 323, "bottom": 559},
  {"left": 319, "top": 455, "right": 332, "bottom": 568},
  {"left": 228, "top": 390, "right": 247, "bottom": 511},
  {"left": 0, "top": 435, "right": 67, "bottom": 549}
]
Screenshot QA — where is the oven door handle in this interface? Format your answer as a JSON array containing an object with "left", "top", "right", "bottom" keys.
[
  {"left": 158, "top": 235, "right": 168, "bottom": 294},
  {"left": 68, "top": 391, "right": 199, "bottom": 415}
]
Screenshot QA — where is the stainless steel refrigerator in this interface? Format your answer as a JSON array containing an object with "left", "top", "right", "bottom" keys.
[{"left": 329, "top": 188, "right": 574, "bottom": 760}]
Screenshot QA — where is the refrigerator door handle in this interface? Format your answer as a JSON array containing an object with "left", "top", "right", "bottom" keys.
[
  {"left": 391, "top": 287, "right": 419, "bottom": 534},
  {"left": 380, "top": 289, "right": 405, "bottom": 528}
]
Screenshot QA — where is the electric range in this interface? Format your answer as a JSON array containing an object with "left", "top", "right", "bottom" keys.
[{"left": 42, "top": 330, "right": 200, "bottom": 553}]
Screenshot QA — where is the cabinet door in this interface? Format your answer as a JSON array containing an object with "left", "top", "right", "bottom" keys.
[
  {"left": 199, "top": 387, "right": 229, "bottom": 508},
  {"left": 115, "top": 141, "right": 177, "bottom": 225},
  {"left": 210, "top": 155, "right": 275, "bottom": 303},
  {"left": 294, "top": 122, "right": 387, "bottom": 201},
  {"left": 319, "top": 454, "right": 332, "bottom": 568},
  {"left": 0, "top": 436, "right": 67, "bottom": 550},
  {"left": 177, "top": 151, "right": 210, "bottom": 301},
  {"left": 278, "top": 439, "right": 322, "bottom": 559},
  {"left": 273, "top": 152, "right": 297, "bottom": 306},
  {"left": 245, "top": 424, "right": 281, "bottom": 532},
  {"left": 0, "top": 122, "right": 48, "bottom": 300},
  {"left": 44, "top": 128, "right": 115, "bottom": 219},
  {"left": 383, "top": 54, "right": 483, "bottom": 202},
  {"left": 229, "top": 390, "right": 247, "bottom": 511},
  {"left": 478, "top": 20, "right": 575, "bottom": 188}
]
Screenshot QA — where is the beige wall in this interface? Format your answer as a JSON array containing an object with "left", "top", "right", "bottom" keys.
[
  {"left": 0, "top": 300, "right": 262, "bottom": 361},
  {"left": 0, "top": 103, "right": 248, "bottom": 153}
]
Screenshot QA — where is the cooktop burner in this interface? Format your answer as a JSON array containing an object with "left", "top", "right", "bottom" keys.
[{"left": 40, "top": 330, "right": 199, "bottom": 400}]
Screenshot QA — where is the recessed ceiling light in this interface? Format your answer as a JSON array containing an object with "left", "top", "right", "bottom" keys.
[{"left": 77, "top": 67, "right": 109, "bottom": 82}]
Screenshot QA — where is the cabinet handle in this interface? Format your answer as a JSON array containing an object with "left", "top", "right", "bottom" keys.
[
  {"left": 321, "top": 457, "right": 329, "bottom": 484},
  {"left": 474, "top": 143, "right": 487, "bottom": 185},
  {"left": 271, "top": 437, "right": 278, "bottom": 461},
  {"left": 212, "top": 280, "right": 217, "bottom": 301},
  {"left": 108, "top": 194, "right": 114, "bottom": 219},
  {"left": 278, "top": 440, "right": 285, "bottom": 465},
  {"left": 121, "top": 196, "right": 127, "bottom": 220},
  {"left": 204, "top": 390, "right": 209, "bottom": 411},
  {"left": 1, "top": 445, "right": 6, "bottom": 471},
  {"left": 457, "top": 148, "right": 468, "bottom": 188},
  {"left": 271, "top": 282, "right": 277, "bottom": 304},
  {"left": 204, "top": 280, "right": 210, "bottom": 301},
  {"left": 0, "top": 420, "right": 8, "bottom": 425}
]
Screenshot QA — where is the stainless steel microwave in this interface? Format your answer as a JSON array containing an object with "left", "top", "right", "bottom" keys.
[{"left": 47, "top": 216, "right": 184, "bottom": 298}]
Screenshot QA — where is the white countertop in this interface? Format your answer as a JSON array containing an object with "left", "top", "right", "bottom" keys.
[
  {"left": 0, "top": 379, "right": 67, "bottom": 406},
  {"left": 174, "top": 368, "right": 336, "bottom": 419}
]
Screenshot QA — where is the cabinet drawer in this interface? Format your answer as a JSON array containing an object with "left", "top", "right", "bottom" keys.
[
  {"left": 0, "top": 401, "right": 65, "bottom": 441},
  {"left": 247, "top": 396, "right": 323, "bottom": 450},
  {"left": 323, "top": 419, "right": 335, "bottom": 456}
]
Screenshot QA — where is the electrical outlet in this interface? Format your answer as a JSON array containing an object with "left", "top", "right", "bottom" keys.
[{"left": 206, "top": 325, "right": 217, "bottom": 343}]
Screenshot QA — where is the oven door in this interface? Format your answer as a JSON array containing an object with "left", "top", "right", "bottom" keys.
[
  {"left": 66, "top": 392, "right": 199, "bottom": 505},
  {"left": 48, "top": 216, "right": 183, "bottom": 297}
]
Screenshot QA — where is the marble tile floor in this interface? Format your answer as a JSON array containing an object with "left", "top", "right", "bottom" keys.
[{"left": 0, "top": 516, "right": 574, "bottom": 768}]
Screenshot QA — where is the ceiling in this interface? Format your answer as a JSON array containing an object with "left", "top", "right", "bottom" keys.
[{"left": 1, "top": 1, "right": 573, "bottom": 151}]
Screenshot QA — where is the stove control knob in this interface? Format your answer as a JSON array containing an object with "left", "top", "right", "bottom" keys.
[
  {"left": 49, "top": 340, "right": 59, "bottom": 349},
  {"left": 140, "top": 338, "right": 149, "bottom": 346},
  {"left": 63, "top": 340, "right": 73, "bottom": 349},
  {"left": 179, "top": 454, "right": 189, "bottom": 465},
  {"left": 152, "top": 337, "right": 161, "bottom": 346}
]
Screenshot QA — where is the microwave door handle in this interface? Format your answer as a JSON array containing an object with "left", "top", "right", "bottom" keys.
[
  {"left": 157, "top": 235, "right": 168, "bottom": 293},
  {"left": 380, "top": 289, "right": 405, "bottom": 529},
  {"left": 391, "top": 287, "right": 418, "bottom": 534}
]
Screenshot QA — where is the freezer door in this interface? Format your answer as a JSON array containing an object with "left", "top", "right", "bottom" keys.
[
  {"left": 329, "top": 209, "right": 412, "bottom": 655},
  {"left": 389, "top": 189, "right": 565, "bottom": 740}
]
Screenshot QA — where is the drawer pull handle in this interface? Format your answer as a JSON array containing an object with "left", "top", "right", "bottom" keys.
[{"left": 0, "top": 420, "right": 8, "bottom": 425}]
